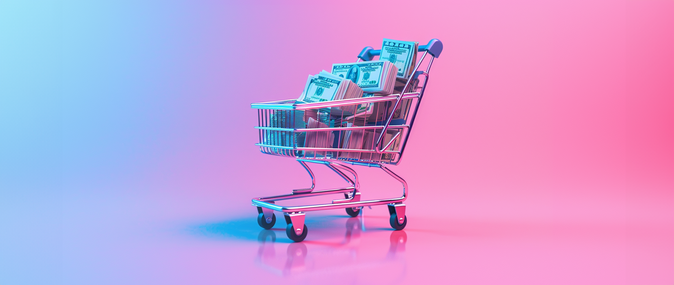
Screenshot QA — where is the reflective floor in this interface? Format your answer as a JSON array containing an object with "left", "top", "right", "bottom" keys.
[
  {"left": 181, "top": 211, "right": 629, "bottom": 285},
  {"left": 3, "top": 194, "right": 670, "bottom": 285}
]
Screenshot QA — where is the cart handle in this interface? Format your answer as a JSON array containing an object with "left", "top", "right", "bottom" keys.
[{"left": 358, "top": 38, "right": 443, "bottom": 61}]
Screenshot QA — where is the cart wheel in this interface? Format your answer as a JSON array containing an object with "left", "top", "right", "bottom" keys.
[
  {"left": 389, "top": 214, "right": 407, "bottom": 230},
  {"left": 345, "top": 207, "right": 361, "bottom": 217},
  {"left": 257, "top": 213, "right": 276, "bottom": 229},
  {"left": 286, "top": 224, "right": 308, "bottom": 242}
]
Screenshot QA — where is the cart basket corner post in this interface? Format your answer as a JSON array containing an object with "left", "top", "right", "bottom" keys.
[{"left": 250, "top": 39, "right": 443, "bottom": 242}]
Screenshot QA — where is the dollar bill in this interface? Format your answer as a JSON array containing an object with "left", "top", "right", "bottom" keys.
[
  {"left": 331, "top": 60, "right": 398, "bottom": 94},
  {"left": 381, "top": 39, "right": 418, "bottom": 79},
  {"left": 299, "top": 73, "right": 342, "bottom": 103},
  {"left": 303, "top": 117, "right": 334, "bottom": 158},
  {"left": 332, "top": 61, "right": 385, "bottom": 89},
  {"left": 297, "top": 71, "right": 364, "bottom": 115}
]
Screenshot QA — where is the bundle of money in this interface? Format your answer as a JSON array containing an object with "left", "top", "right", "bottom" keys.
[
  {"left": 359, "top": 130, "right": 375, "bottom": 161},
  {"left": 379, "top": 130, "right": 402, "bottom": 161},
  {"left": 263, "top": 110, "right": 306, "bottom": 155},
  {"left": 394, "top": 76, "right": 419, "bottom": 93},
  {"left": 380, "top": 39, "right": 418, "bottom": 79},
  {"left": 339, "top": 123, "right": 366, "bottom": 160},
  {"left": 359, "top": 130, "right": 402, "bottom": 161},
  {"left": 339, "top": 128, "right": 401, "bottom": 162},
  {"left": 298, "top": 71, "right": 364, "bottom": 114},
  {"left": 304, "top": 117, "right": 335, "bottom": 157},
  {"left": 331, "top": 60, "right": 398, "bottom": 95}
]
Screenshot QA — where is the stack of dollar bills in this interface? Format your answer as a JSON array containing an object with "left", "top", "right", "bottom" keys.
[
  {"left": 303, "top": 117, "right": 334, "bottom": 157},
  {"left": 298, "top": 71, "right": 364, "bottom": 103},
  {"left": 380, "top": 38, "right": 418, "bottom": 79},
  {"left": 331, "top": 60, "right": 398, "bottom": 95},
  {"left": 298, "top": 71, "right": 364, "bottom": 114},
  {"left": 339, "top": 122, "right": 364, "bottom": 159},
  {"left": 339, "top": 127, "right": 401, "bottom": 161}
]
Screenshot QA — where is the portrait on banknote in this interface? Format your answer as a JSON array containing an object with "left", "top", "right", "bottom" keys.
[{"left": 346, "top": 65, "right": 359, "bottom": 83}]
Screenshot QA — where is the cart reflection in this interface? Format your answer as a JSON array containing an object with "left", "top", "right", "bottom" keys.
[{"left": 255, "top": 217, "right": 407, "bottom": 282}]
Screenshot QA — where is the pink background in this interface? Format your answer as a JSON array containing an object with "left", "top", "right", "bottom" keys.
[{"left": 0, "top": 0, "right": 672, "bottom": 284}]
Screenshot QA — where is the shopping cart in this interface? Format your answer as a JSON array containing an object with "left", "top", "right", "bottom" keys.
[{"left": 251, "top": 39, "right": 443, "bottom": 242}]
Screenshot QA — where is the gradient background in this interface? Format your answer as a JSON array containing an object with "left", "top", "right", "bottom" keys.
[{"left": 1, "top": 0, "right": 672, "bottom": 284}]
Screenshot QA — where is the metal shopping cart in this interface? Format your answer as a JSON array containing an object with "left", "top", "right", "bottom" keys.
[{"left": 251, "top": 39, "right": 443, "bottom": 242}]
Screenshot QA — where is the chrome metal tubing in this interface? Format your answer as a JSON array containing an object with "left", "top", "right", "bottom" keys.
[
  {"left": 328, "top": 162, "right": 360, "bottom": 197},
  {"left": 375, "top": 51, "right": 428, "bottom": 153},
  {"left": 326, "top": 164, "right": 355, "bottom": 187},
  {"left": 255, "top": 187, "right": 356, "bottom": 202},
  {"left": 255, "top": 124, "right": 410, "bottom": 132},
  {"left": 396, "top": 63, "right": 433, "bottom": 164},
  {"left": 252, "top": 161, "right": 408, "bottom": 212},
  {"left": 381, "top": 165, "right": 408, "bottom": 201},
  {"left": 255, "top": 144, "right": 401, "bottom": 154},
  {"left": 251, "top": 93, "right": 420, "bottom": 110},
  {"left": 252, "top": 197, "right": 405, "bottom": 213},
  {"left": 292, "top": 160, "right": 315, "bottom": 194}
]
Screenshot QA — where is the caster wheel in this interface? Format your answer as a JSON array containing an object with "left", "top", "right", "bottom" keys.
[
  {"left": 286, "top": 224, "right": 308, "bottom": 242},
  {"left": 257, "top": 213, "right": 276, "bottom": 229},
  {"left": 345, "top": 207, "right": 361, "bottom": 217},
  {"left": 389, "top": 214, "right": 407, "bottom": 230}
]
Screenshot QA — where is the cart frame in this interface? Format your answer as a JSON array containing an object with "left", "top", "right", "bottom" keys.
[{"left": 250, "top": 39, "right": 443, "bottom": 242}]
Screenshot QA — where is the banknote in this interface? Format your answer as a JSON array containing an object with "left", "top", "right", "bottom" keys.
[
  {"left": 297, "top": 71, "right": 364, "bottom": 114},
  {"left": 299, "top": 73, "right": 342, "bottom": 103},
  {"left": 332, "top": 62, "right": 383, "bottom": 88},
  {"left": 380, "top": 129, "right": 401, "bottom": 161},
  {"left": 263, "top": 110, "right": 306, "bottom": 154},
  {"left": 303, "top": 117, "right": 335, "bottom": 158},
  {"left": 394, "top": 76, "right": 419, "bottom": 93},
  {"left": 339, "top": 123, "right": 366, "bottom": 160},
  {"left": 380, "top": 39, "right": 418, "bottom": 79},
  {"left": 331, "top": 60, "right": 398, "bottom": 94}
]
